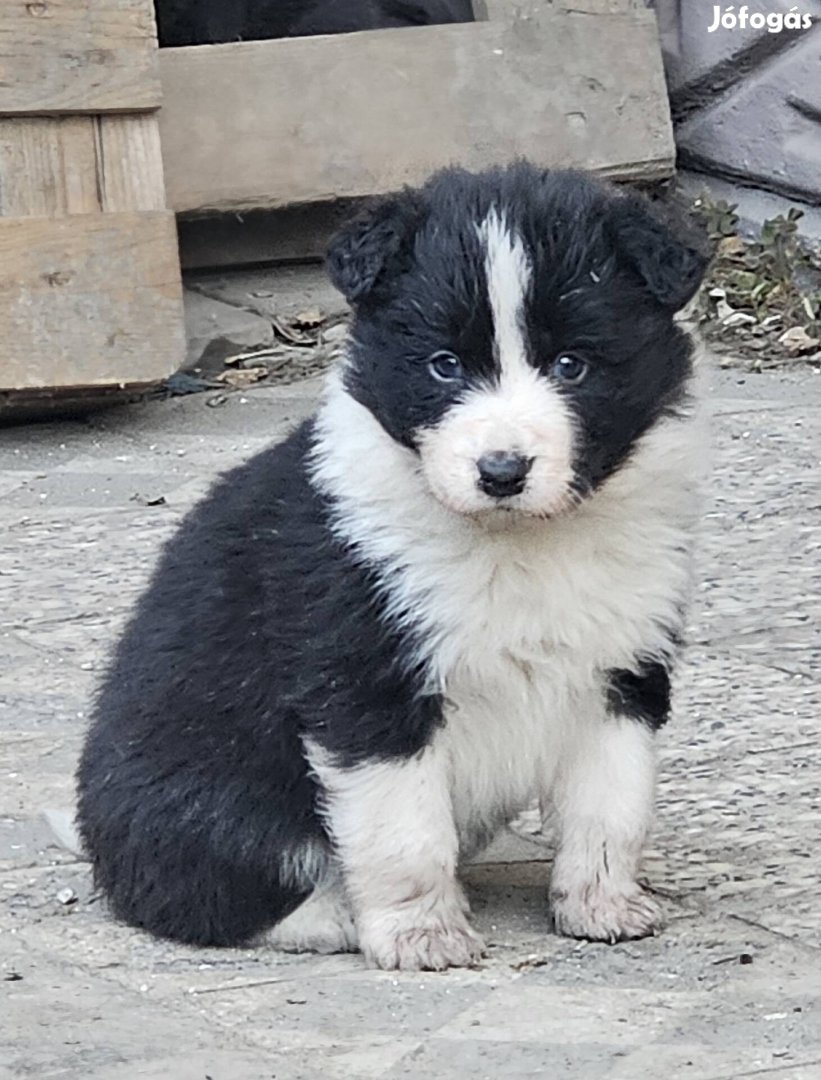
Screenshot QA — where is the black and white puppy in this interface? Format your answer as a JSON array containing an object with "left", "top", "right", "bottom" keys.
[{"left": 77, "top": 163, "right": 708, "bottom": 971}]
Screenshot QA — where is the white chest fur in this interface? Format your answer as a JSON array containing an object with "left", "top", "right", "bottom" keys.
[
  {"left": 311, "top": 378, "right": 703, "bottom": 841},
  {"left": 430, "top": 467, "right": 696, "bottom": 841}
]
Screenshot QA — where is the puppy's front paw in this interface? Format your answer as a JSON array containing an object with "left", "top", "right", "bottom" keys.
[
  {"left": 550, "top": 884, "right": 663, "bottom": 943},
  {"left": 361, "top": 909, "right": 485, "bottom": 971}
]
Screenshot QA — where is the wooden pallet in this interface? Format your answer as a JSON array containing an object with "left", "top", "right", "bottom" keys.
[
  {"left": 0, "top": 0, "right": 184, "bottom": 403},
  {"left": 159, "top": 0, "right": 675, "bottom": 217},
  {"left": 0, "top": 0, "right": 674, "bottom": 388}
]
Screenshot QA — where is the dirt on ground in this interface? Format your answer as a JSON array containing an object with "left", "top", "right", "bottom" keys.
[{"left": 694, "top": 196, "right": 821, "bottom": 374}]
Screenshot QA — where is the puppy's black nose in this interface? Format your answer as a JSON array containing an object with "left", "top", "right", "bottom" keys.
[{"left": 477, "top": 451, "right": 533, "bottom": 498}]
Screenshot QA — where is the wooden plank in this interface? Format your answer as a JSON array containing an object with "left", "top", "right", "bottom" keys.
[
  {"left": 61, "top": 117, "right": 102, "bottom": 214},
  {"left": 0, "top": 0, "right": 161, "bottom": 115},
  {"left": 96, "top": 115, "right": 167, "bottom": 212},
  {"left": 0, "top": 0, "right": 183, "bottom": 397},
  {"left": 0, "top": 114, "right": 168, "bottom": 217},
  {"left": 0, "top": 117, "right": 99, "bottom": 216},
  {"left": 159, "top": 11, "right": 673, "bottom": 214},
  {"left": 0, "top": 212, "right": 184, "bottom": 390}
]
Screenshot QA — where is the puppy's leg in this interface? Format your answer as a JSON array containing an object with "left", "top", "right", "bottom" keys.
[
  {"left": 548, "top": 703, "right": 662, "bottom": 943},
  {"left": 307, "top": 740, "right": 484, "bottom": 971},
  {"left": 268, "top": 867, "right": 358, "bottom": 955}
]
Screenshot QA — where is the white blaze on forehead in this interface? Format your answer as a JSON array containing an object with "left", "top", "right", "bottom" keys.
[{"left": 480, "top": 209, "right": 532, "bottom": 379}]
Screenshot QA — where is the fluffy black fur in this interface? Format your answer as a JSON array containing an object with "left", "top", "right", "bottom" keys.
[
  {"left": 606, "top": 662, "right": 672, "bottom": 731},
  {"left": 77, "top": 163, "right": 707, "bottom": 947},
  {"left": 77, "top": 424, "right": 443, "bottom": 945},
  {"left": 154, "top": 0, "right": 473, "bottom": 46},
  {"left": 332, "top": 166, "right": 707, "bottom": 486}
]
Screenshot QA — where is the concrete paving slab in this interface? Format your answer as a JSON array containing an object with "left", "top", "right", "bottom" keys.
[
  {"left": 1, "top": 361, "right": 820, "bottom": 1077},
  {"left": 189, "top": 264, "right": 349, "bottom": 325},
  {"left": 183, "top": 289, "right": 275, "bottom": 373}
]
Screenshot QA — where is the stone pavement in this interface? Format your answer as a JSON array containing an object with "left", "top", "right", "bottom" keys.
[{"left": 1, "top": 363, "right": 820, "bottom": 1080}]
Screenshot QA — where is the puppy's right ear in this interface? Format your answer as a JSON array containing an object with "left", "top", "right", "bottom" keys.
[{"left": 326, "top": 193, "right": 424, "bottom": 305}]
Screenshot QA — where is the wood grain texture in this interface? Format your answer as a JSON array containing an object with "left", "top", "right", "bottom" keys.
[
  {"left": 0, "top": 212, "right": 184, "bottom": 390},
  {"left": 159, "top": 11, "right": 673, "bottom": 213},
  {"left": 0, "top": 117, "right": 97, "bottom": 216},
  {"left": 0, "top": 0, "right": 161, "bottom": 114},
  {"left": 96, "top": 115, "right": 167, "bottom": 212},
  {"left": 0, "top": 114, "right": 168, "bottom": 216},
  {"left": 60, "top": 117, "right": 101, "bottom": 214},
  {"left": 0, "top": 1, "right": 182, "bottom": 393}
]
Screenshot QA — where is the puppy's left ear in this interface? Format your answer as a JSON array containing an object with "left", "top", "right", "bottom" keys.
[
  {"left": 326, "top": 192, "right": 425, "bottom": 305},
  {"left": 609, "top": 194, "right": 710, "bottom": 312}
]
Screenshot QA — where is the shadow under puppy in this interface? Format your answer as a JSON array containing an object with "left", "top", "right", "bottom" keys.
[{"left": 76, "top": 163, "right": 708, "bottom": 972}]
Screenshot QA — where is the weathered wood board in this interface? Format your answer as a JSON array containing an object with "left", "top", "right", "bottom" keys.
[
  {"left": 0, "top": 212, "right": 183, "bottom": 390},
  {"left": 159, "top": 4, "right": 674, "bottom": 215},
  {"left": 0, "top": 0, "right": 183, "bottom": 401},
  {"left": 0, "top": 0, "right": 162, "bottom": 115},
  {"left": 0, "top": 115, "right": 167, "bottom": 217}
]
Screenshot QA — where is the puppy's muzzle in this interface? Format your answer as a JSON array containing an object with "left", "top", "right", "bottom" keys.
[{"left": 476, "top": 451, "right": 533, "bottom": 499}]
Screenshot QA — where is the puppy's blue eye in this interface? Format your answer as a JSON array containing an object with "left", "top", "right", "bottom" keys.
[
  {"left": 429, "top": 352, "right": 464, "bottom": 383},
  {"left": 552, "top": 354, "right": 588, "bottom": 385}
]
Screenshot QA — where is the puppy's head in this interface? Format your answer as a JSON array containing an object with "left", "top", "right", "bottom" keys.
[{"left": 327, "top": 164, "right": 708, "bottom": 520}]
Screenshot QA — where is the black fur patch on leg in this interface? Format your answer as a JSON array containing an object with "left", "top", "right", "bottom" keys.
[{"left": 606, "top": 661, "right": 672, "bottom": 731}]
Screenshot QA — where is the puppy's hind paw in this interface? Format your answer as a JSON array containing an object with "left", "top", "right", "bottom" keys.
[{"left": 267, "top": 882, "right": 358, "bottom": 955}]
